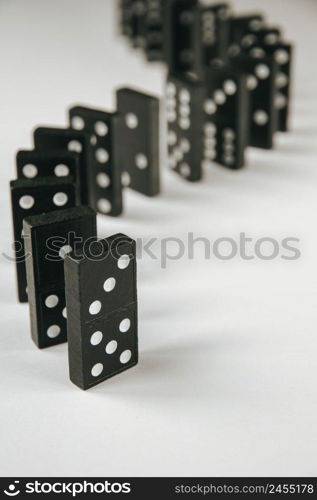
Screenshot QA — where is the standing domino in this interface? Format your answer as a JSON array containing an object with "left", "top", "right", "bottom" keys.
[
  {"left": 10, "top": 177, "right": 79, "bottom": 303},
  {"left": 203, "top": 66, "right": 250, "bottom": 168},
  {"left": 34, "top": 127, "right": 90, "bottom": 205},
  {"left": 262, "top": 42, "right": 293, "bottom": 132},
  {"left": 16, "top": 150, "right": 81, "bottom": 190},
  {"left": 166, "top": 73, "right": 205, "bottom": 182},
  {"left": 163, "top": 0, "right": 202, "bottom": 76},
  {"left": 200, "top": 3, "right": 231, "bottom": 66},
  {"left": 69, "top": 106, "right": 123, "bottom": 216},
  {"left": 230, "top": 54, "right": 278, "bottom": 149},
  {"left": 65, "top": 234, "right": 138, "bottom": 390},
  {"left": 116, "top": 87, "right": 160, "bottom": 196},
  {"left": 23, "top": 207, "right": 97, "bottom": 348},
  {"left": 143, "top": 0, "right": 164, "bottom": 61}
]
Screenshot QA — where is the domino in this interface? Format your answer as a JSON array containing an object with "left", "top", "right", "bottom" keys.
[
  {"left": 116, "top": 87, "right": 160, "bottom": 196},
  {"left": 227, "top": 13, "right": 265, "bottom": 58},
  {"left": 231, "top": 26, "right": 292, "bottom": 132},
  {"left": 69, "top": 106, "right": 123, "bottom": 216},
  {"left": 143, "top": 0, "right": 164, "bottom": 61},
  {"left": 228, "top": 23, "right": 292, "bottom": 134},
  {"left": 33, "top": 127, "right": 90, "bottom": 205},
  {"left": 165, "top": 72, "right": 205, "bottom": 182},
  {"left": 64, "top": 234, "right": 138, "bottom": 390},
  {"left": 10, "top": 177, "right": 79, "bottom": 303},
  {"left": 16, "top": 150, "right": 81, "bottom": 197},
  {"left": 131, "top": 0, "right": 148, "bottom": 48},
  {"left": 122, "top": 1, "right": 232, "bottom": 70},
  {"left": 203, "top": 66, "right": 249, "bottom": 168},
  {"left": 122, "top": 0, "right": 147, "bottom": 48},
  {"left": 200, "top": 2, "right": 231, "bottom": 66},
  {"left": 259, "top": 42, "right": 293, "bottom": 132},
  {"left": 23, "top": 206, "right": 97, "bottom": 348},
  {"left": 163, "top": 0, "right": 202, "bottom": 76},
  {"left": 119, "top": 0, "right": 134, "bottom": 38},
  {"left": 230, "top": 54, "right": 278, "bottom": 149},
  {"left": 163, "top": 1, "right": 231, "bottom": 75},
  {"left": 227, "top": 23, "right": 283, "bottom": 60},
  {"left": 244, "top": 27, "right": 283, "bottom": 51}
]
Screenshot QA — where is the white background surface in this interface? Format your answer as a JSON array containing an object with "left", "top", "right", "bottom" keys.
[{"left": 0, "top": 0, "right": 316, "bottom": 477}]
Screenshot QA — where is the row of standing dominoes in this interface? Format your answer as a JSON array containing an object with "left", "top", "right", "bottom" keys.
[
  {"left": 27, "top": 207, "right": 138, "bottom": 390},
  {"left": 9, "top": 3, "right": 293, "bottom": 389},
  {"left": 9, "top": 89, "right": 164, "bottom": 388},
  {"left": 120, "top": 0, "right": 293, "bottom": 181},
  {"left": 11, "top": 87, "right": 160, "bottom": 304},
  {"left": 11, "top": 200, "right": 138, "bottom": 390}
]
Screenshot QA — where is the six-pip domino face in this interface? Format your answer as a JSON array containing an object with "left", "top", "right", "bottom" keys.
[{"left": 65, "top": 234, "right": 138, "bottom": 390}]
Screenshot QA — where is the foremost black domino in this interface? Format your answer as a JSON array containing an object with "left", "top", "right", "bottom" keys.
[
  {"left": 33, "top": 127, "right": 90, "bottom": 205},
  {"left": 65, "top": 234, "right": 138, "bottom": 390},
  {"left": 230, "top": 53, "right": 278, "bottom": 149},
  {"left": 69, "top": 106, "right": 123, "bottom": 216},
  {"left": 23, "top": 206, "right": 97, "bottom": 348},
  {"left": 16, "top": 150, "right": 81, "bottom": 198},
  {"left": 202, "top": 66, "right": 249, "bottom": 169},
  {"left": 10, "top": 177, "right": 79, "bottom": 303},
  {"left": 116, "top": 87, "right": 160, "bottom": 196},
  {"left": 166, "top": 72, "right": 205, "bottom": 182}
]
